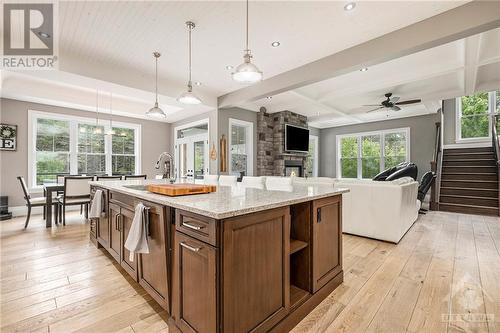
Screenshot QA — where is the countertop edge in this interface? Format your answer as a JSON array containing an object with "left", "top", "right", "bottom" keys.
[{"left": 90, "top": 181, "right": 349, "bottom": 220}]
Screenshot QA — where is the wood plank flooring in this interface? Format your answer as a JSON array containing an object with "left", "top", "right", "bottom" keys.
[{"left": 1, "top": 211, "right": 499, "bottom": 332}]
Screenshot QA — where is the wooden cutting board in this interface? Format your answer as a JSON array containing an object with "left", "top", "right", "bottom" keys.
[{"left": 146, "top": 183, "right": 217, "bottom": 196}]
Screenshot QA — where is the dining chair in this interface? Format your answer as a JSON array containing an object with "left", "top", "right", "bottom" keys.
[
  {"left": 124, "top": 175, "right": 147, "bottom": 180},
  {"left": 203, "top": 174, "right": 219, "bottom": 185},
  {"left": 57, "top": 176, "right": 93, "bottom": 225},
  {"left": 17, "top": 176, "right": 58, "bottom": 228},
  {"left": 241, "top": 176, "right": 265, "bottom": 189},
  {"left": 218, "top": 175, "right": 237, "bottom": 186},
  {"left": 96, "top": 175, "right": 123, "bottom": 181},
  {"left": 292, "top": 177, "right": 335, "bottom": 186}
]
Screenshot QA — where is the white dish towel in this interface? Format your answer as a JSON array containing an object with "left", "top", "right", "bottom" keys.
[
  {"left": 124, "top": 203, "right": 150, "bottom": 262},
  {"left": 89, "top": 189, "right": 104, "bottom": 218}
]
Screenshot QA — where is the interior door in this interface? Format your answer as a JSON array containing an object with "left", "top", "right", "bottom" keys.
[
  {"left": 108, "top": 202, "right": 121, "bottom": 262},
  {"left": 175, "top": 134, "right": 208, "bottom": 180},
  {"left": 312, "top": 195, "right": 342, "bottom": 292}
]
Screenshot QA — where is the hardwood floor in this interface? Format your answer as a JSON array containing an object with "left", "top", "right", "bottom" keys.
[{"left": 1, "top": 211, "right": 499, "bottom": 332}]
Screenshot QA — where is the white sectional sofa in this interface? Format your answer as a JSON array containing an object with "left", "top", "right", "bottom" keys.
[{"left": 334, "top": 177, "right": 419, "bottom": 243}]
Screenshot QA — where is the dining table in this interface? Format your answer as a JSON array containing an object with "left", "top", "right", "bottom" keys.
[{"left": 43, "top": 183, "right": 64, "bottom": 228}]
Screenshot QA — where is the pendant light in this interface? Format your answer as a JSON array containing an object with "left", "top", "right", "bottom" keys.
[
  {"left": 146, "top": 52, "right": 167, "bottom": 118},
  {"left": 105, "top": 92, "right": 115, "bottom": 136},
  {"left": 93, "top": 89, "right": 103, "bottom": 134},
  {"left": 177, "top": 21, "right": 202, "bottom": 105},
  {"left": 232, "top": 0, "right": 263, "bottom": 84}
]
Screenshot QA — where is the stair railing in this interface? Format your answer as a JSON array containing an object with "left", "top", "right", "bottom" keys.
[
  {"left": 430, "top": 119, "right": 442, "bottom": 210},
  {"left": 492, "top": 114, "right": 500, "bottom": 215}
]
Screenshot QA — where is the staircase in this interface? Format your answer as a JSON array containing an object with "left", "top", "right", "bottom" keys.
[{"left": 439, "top": 146, "right": 499, "bottom": 216}]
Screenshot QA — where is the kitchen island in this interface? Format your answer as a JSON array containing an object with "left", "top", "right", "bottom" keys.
[{"left": 89, "top": 179, "right": 348, "bottom": 333}]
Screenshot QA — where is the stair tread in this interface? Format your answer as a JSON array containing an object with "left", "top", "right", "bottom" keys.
[
  {"left": 443, "top": 165, "right": 495, "bottom": 168},
  {"left": 441, "top": 172, "right": 497, "bottom": 175},
  {"left": 441, "top": 186, "right": 499, "bottom": 192},
  {"left": 440, "top": 194, "right": 498, "bottom": 200},
  {"left": 441, "top": 179, "right": 497, "bottom": 183},
  {"left": 439, "top": 202, "right": 499, "bottom": 210}
]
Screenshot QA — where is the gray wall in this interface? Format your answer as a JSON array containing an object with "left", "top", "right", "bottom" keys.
[
  {"left": 0, "top": 98, "right": 171, "bottom": 207},
  {"left": 170, "top": 109, "right": 218, "bottom": 174},
  {"left": 218, "top": 107, "right": 257, "bottom": 175},
  {"left": 442, "top": 98, "right": 456, "bottom": 145},
  {"left": 319, "top": 113, "right": 438, "bottom": 179}
]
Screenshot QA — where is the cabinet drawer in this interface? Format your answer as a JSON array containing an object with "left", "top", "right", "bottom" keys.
[
  {"left": 109, "top": 191, "right": 134, "bottom": 210},
  {"left": 176, "top": 210, "right": 218, "bottom": 247}
]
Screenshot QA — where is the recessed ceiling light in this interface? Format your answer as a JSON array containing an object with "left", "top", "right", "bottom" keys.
[
  {"left": 344, "top": 2, "right": 356, "bottom": 11},
  {"left": 271, "top": 41, "right": 280, "bottom": 47},
  {"left": 360, "top": 67, "right": 368, "bottom": 72},
  {"left": 38, "top": 31, "right": 50, "bottom": 38},
  {"left": 226, "top": 65, "right": 233, "bottom": 70},
  {"left": 194, "top": 81, "right": 202, "bottom": 86}
]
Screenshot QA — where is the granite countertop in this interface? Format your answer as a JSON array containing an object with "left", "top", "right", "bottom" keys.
[{"left": 90, "top": 179, "right": 349, "bottom": 219}]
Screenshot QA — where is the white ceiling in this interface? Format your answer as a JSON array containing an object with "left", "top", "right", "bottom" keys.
[
  {"left": 240, "top": 27, "right": 500, "bottom": 128},
  {"left": 1, "top": 0, "right": 470, "bottom": 124}
]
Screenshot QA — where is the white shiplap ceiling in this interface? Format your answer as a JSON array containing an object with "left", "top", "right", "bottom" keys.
[
  {"left": 1, "top": 1, "right": 477, "bottom": 124},
  {"left": 239, "top": 27, "right": 500, "bottom": 128}
]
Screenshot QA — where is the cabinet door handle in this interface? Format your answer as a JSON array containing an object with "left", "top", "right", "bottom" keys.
[
  {"left": 182, "top": 221, "right": 204, "bottom": 230},
  {"left": 180, "top": 241, "right": 202, "bottom": 252},
  {"left": 114, "top": 213, "right": 120, "bottom": 230},
  {"left": 317, "top": 208, "right": 322, "bottom": 223}
]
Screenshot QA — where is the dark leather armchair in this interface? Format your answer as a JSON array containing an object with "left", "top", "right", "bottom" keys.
[{"left": 385, "top": 163, "right": 418, "bottom": 181}]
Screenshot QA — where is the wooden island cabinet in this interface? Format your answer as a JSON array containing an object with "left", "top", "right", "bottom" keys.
[{"left": 90, "top": 183, "right": 345, "bottom": 333}]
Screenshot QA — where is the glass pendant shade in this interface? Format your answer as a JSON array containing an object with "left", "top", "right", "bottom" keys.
[
  {"left": 232, "top": 52, "right": 263, "bottom": 83},
  {"left": 147, "top": 101, "right": 167, "bottom": 118}
]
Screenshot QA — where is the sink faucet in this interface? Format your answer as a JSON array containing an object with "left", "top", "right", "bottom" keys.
[{"left": 155, "top": 152, "right": 176, "bottom": 183}]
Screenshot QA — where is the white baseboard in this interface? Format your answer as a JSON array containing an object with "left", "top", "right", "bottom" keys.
[{"left": 8, "top": 205, "right": 80, "bottom": 218}]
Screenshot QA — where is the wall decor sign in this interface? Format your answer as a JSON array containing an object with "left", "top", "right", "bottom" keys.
[{"left": 0, "top": 124, "right": 17, "bottom": 151}]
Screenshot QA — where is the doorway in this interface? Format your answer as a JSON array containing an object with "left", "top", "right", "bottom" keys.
[{"left": 174, "top": 119, "right": 209, "bottom": 181}]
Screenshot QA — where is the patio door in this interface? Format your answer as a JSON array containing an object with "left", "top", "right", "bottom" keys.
[{"left": 175, "top": 133, "right": 209, "bottom": 180}]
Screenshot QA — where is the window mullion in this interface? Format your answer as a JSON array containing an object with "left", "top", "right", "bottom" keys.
[
  {"left": 70, "top": 120, "right": 78, "bottom": 175},
  {"left": 105, "top": 124, "right": 112, "bottom": 175},
  {"left": 357, "top": 135, "right": 362, "bottom": 179}
]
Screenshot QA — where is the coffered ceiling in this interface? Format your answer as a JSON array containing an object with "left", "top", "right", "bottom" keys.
[
  {"left": 239, "top": 27, "right": 500, "bottom": 128},
  {"left": 1, "top": 1, "right": 470, "bottom": 123}
]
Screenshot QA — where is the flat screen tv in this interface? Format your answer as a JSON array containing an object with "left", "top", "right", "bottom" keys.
[{"left": 285, "top": 124, "right": 309, "bottom": 153}]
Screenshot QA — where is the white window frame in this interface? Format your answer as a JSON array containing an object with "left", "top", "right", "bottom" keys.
[
  {"left": 308, "top": 135, "right": 319, "bottom": 177},
  {"left": 28, "top": 110, "right": 141, "bottom": 190},
  {"left": 336, "top": 127, "right": 410, "bottom": 179},
  {"left": 228, "top": 118, "right": 254, "bottom": 177},
  {"left": 455, "top": 91, "right": 498, "bottom": 143}
]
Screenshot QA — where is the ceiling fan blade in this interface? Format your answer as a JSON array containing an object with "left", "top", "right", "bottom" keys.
[
  {"left": 367, "top": 107, "right": 384, "bottom": 113},
  {"left": 389, "top": 96, "right": 400, "bottom": 103},
  {"left": 391, "top": 106, "right": 402, "bottom": 111},
  {"left": 362, "top": 104, "right": 382, "bottom": 107},
  {"left": 395, "top": 99, "right": 421, "bottom": 105}
]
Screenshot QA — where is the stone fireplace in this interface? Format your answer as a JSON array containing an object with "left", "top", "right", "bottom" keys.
[
  {"left": 257, "top": 109, "right": 308, "bottom": 177},
  {"left": 284, "top": 160, "right": 303, "bottom": 177}
]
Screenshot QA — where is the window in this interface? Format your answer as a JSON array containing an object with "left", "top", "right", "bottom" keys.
[
  {"left": 305, "top": 135, "right": 319, "bottom": 177},
  {"left": 337, "top": 128, "right": 409, "bottom": 179},
  {"left": 112, "top": 127, "right": 136, "bottom": 175},
  {"left": 229, "top": 119, "right": 253, "bottom": 177},
  {"left": 35, "top": 118, "right": 70, "bottom": 185},
  {"left": 28, "top": 111, "right": 141, "bottom": 188},
  {"left": 78, "top": 124, "right": 105, "bottom": 175},
  {"left": 457, "top": 91, "right": 499, "bottom": 141}
]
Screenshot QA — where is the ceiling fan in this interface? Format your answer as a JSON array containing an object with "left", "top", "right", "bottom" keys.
[{"left": 364, "top": 93, "right": 421, "bottom": 112}]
